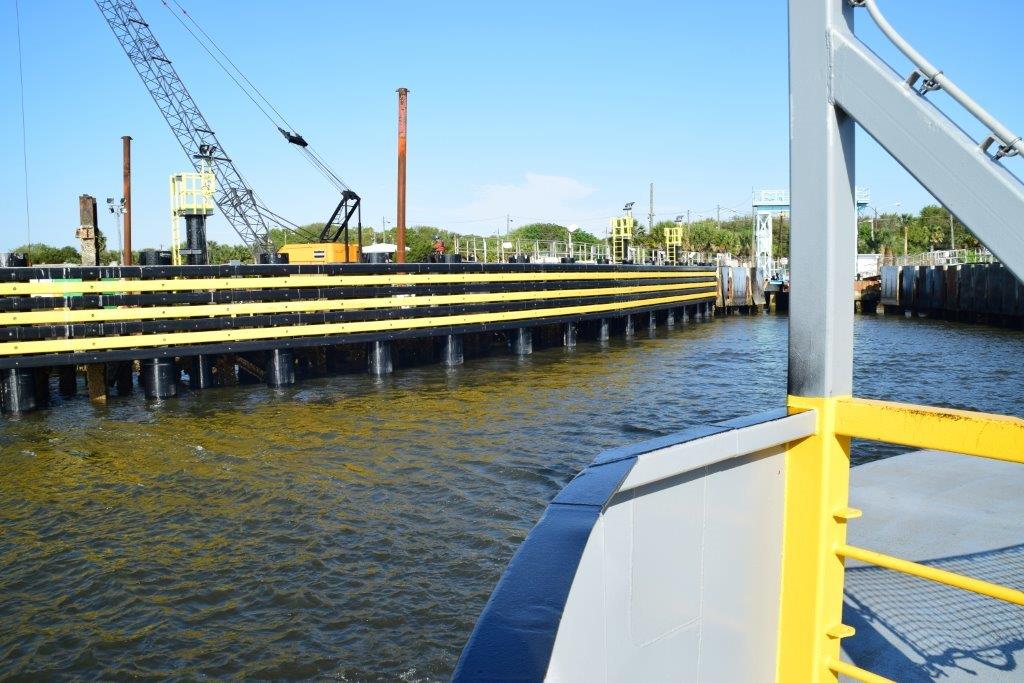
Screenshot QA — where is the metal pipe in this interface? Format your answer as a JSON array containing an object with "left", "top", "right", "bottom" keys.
[
  {"left": 122, "top": 135, "right": 133, "bottom": 265},
  {"left": 396, "top": 87, "right": 408, "bottom": 263},
  {"left": 858, "top": 0, "right": 1024, "bottom": 158},
  {"left": 837, "top": 543, "right": 1024, "bottom": 606},
  {"left": 828, "top": 659, "right": 894, "bottom": 683}
]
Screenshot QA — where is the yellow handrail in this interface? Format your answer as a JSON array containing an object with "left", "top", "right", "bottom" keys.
[
  {"left": 828, "top": 658, "right": 895, "bottom": 683},
  {"left": 778, "top": 396, "right": 1023, "bottom": 682},
  {"left": 834, "top": 397, "right": 1024, "bottom": 464},
  {"left": 837, "top": 544, "right": 1024, "bottom": 606}
]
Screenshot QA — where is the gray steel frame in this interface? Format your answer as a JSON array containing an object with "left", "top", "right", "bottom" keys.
[
  {"left": 95, "top": 0, "right": 271, "bottom": 252},
  {"left": 789, "top": 0, "right": 1024, "bottom": 397}
]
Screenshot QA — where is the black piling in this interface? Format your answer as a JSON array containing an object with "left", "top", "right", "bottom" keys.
[
  {"left": 58, "top": 365, "right": 77, "bottom": 397},
  {"left": 367, "top": 341, "right": 393, "bottom": 375},
  {"left": 140, "top": 357, "right": 177, "bottom": 400},
  {"left": 190, "top": 354, "right": 217, "bottom": 389},
  {"left": 509, "top": 328, "right": 533, "bottom": 355},
  {"left": 441, "top": 334, "right": 463, "bottom": 367},
  {"left": 563, "top": 322, "right": 577, "bottom": 348},
  {"left": 265, "top": 349, "right": 296, "bottom": 387},
  {"left": 1, "top": 368, "right": 37, "bottom": 414}
]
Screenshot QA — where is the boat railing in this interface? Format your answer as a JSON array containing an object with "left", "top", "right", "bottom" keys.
[
  {"left": 854, "top": 0, "right": 1024, "bottom": 160},
  {"left": 778, "top": 395, "right": 1024, "bottom": 683}
]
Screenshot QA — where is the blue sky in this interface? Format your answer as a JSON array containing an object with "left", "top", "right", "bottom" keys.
[{"left": 2, "top": 0, "right": 1023, "bottom": 250}]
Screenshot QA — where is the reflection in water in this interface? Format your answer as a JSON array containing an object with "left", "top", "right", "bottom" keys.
[{"left": 0, "top": 315, "right": 1020, "bottom": 679}]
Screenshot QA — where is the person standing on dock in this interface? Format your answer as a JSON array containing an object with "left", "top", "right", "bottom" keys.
[{"left": 432, "top": 235, "right": 447, "bottom": 261}]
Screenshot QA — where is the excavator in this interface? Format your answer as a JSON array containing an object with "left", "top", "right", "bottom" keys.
[{"left": 95, "top": 0, "right": 363, "bottom": 264}]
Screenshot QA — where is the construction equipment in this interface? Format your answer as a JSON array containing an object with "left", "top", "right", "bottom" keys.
[
  {"left": 95, "top": 0, "right": 362, "bottom": 261},
  {"left": 169, "top": 155, "right": 215, "bottom": 265}
]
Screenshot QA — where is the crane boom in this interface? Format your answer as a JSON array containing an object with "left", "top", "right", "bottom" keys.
[{"left": 95, "top": 0, "right": 271, "bottom": 252}]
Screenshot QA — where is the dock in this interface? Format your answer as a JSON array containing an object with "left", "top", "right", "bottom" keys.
[{"left": 0, "top": 262, "right": 717, "bottom": 412}]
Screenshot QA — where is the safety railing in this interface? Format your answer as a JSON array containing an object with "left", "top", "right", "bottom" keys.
[
  {"left": 853, "top": 0, "right": 1024, "bottom": 160},
  {"left": 777, "top": 396, "right": 1024, "bottom": 683}
]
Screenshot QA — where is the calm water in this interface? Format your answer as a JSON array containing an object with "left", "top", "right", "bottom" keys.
[{"left": 1, "top": 314, "right": 1021, "bottom": 680}]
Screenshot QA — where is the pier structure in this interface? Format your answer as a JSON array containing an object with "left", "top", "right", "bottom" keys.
[
  {"left": 881, "top": 263, "right": 1024, "bottom": 327},
  {"left": 0, "top": 262, "right": 717, "bottom": 413}
]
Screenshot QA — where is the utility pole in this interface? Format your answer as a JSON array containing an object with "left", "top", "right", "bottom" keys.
[
  {"left": 949, "top": 212, "right": 955, "bottom": 250},
  {"left": 121, "top": 135, "right": 132, "bottom": 265},
  {"left": 716, "top": 204, "right": 721, "bottom": 229},
  {"left": 396, "top": 87, "right": 408, "bottom": 263},
  {"left": 506, "top": 214, "right": 512, "bottom": 237},
  {"left": 648, "top": 182, "right": 654, "bottom": 233}
]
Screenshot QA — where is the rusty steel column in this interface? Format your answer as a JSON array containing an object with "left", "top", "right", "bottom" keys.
[
  {"left": 122, "top": 135, "right": 133, "bottom": 265},
  {"left": 396, "top": 87, "right": 408, "bottom": 263}
]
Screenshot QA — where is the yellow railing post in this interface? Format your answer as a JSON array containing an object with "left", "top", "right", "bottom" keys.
[{"left": 776, "top": 396, "right": 855, "bottom": 682}]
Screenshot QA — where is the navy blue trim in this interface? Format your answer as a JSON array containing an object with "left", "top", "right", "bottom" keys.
[
  {"left": 454, "top": 408, "right": 791, "bottom": 681},
  {"left": 452, "top": 503, "right": 604, "bottom": 681}
]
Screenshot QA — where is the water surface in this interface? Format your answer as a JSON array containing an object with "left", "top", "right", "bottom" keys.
[{"left": 1, "top": 314, "right": 1020, "bottom": 679}]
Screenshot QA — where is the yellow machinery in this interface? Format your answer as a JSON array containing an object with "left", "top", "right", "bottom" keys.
[
  {"left": 610, "top": 214, "right": 634, "bottom": 264},
  {"left": 170, "top": 163, "right": 215, "bottom": 266},
  {"left": 277, "top": 242, "right": 360, "bottom": 264},
  {"left": 664, "top": 224, "right": 684, "bottom": 265}
]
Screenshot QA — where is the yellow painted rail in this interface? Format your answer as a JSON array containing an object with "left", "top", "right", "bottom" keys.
[
  {"left": 778, "top": 395, "right": 1024, "bottom": 682},
  {"left": 838, "top": 543, "right": 1024, "bottom": 606},
  {"left": 834, "top": 397, "right": 1024, "bottom": 464}
]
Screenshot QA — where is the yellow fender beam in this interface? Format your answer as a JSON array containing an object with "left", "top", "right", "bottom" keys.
[{"left": 0, "top": 270, "right": 717, "bottom": 296}]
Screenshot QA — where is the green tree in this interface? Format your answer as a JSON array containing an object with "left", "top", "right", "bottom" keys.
[
  {"left": 509, "top": 223, "right": 569, "bottom": 242},
  {"left": 12, "top": 243, "right": 80, "bottom": 265}
]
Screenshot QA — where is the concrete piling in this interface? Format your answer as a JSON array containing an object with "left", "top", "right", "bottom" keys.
[
  {"left": 625, "top": 315, "right": 635, "bottom": 338},
  {"left": 86, "top": 363, "right": 107, "bottom": 403},
  {"left": 598, "top": 318, "right": 610, "bottom": 342}
]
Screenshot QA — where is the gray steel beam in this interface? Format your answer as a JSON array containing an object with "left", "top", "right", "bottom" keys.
[
  {"left": 831, "top": 31, "right": 1024, "bottom": 282},
  {"left": 788, "top": 0, "right": 857, "bottom": 398}
]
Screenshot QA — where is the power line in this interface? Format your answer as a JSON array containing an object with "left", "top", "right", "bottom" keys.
[
  {"left": 14, "top": 0, "right": 31, "bottom": 247},
  {"left": 161, "top": 0, "right": 353, "bottom": 192}
]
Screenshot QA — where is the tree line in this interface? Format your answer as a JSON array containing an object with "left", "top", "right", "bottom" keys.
[{"left": 9, "top": 205, "right": 979, "bottom": 265}]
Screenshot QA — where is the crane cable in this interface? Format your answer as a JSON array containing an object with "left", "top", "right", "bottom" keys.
[
  {"left": 160, "top": 0, "right": 353, "bottom": 194},
  {"left": 14, "top": 0, "right": 31, "bottom": 248}
]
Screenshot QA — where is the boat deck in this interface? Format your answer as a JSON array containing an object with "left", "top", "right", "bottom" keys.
[{"left": 844, "top": 449, "right": 1024, "bottom": 681}]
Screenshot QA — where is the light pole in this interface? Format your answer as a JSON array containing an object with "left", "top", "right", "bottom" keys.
[
  {"left": 106, "top": 197, "right": 125, "bottom": 265},
  {"left": 893, "top": 201, "right": 907, "bottom": 256}
]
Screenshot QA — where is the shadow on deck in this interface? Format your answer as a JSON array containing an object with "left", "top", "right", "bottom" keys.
[{"left": 842, "top": 542, "right": 1024, "bottom": 681}]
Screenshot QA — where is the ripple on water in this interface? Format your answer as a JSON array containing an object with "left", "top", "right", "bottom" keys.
[{"left": 0, "top": 315, "right": 1021, "bottom": 679}]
